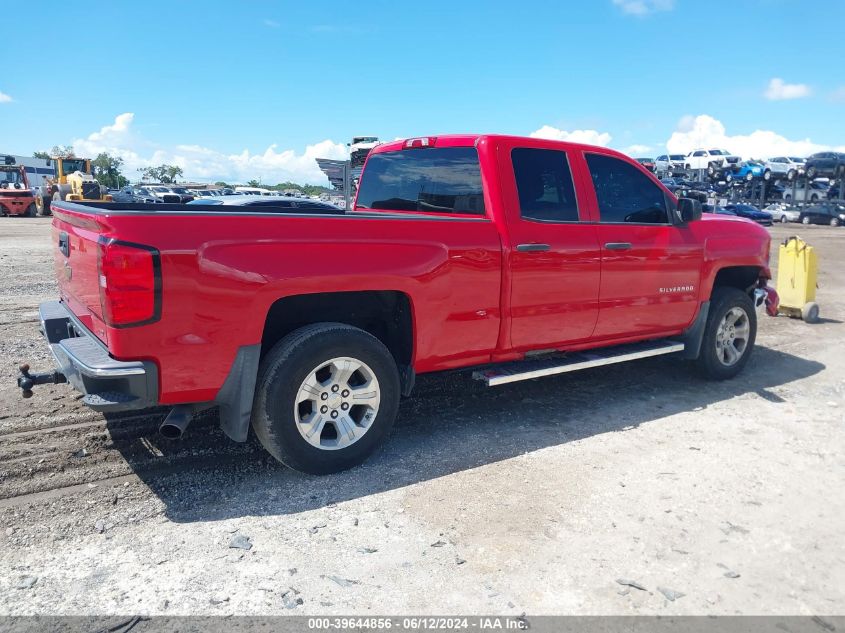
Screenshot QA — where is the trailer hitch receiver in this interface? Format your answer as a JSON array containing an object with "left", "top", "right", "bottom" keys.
[{"left": 17, "top": 363, "right": 67, "bottom": 398}]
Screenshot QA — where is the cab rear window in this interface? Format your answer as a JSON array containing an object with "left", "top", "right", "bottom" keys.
[{"left": 355, "top": 147, "right": 485, "bottom": 215}]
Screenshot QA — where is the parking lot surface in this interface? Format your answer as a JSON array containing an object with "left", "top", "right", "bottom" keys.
[{"left": 1, "top": 217, "right": 843, "bottom": 615}]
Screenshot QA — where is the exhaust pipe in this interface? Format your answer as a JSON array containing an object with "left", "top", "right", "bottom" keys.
[{"left": 159, "top": 405, "right": 194, "bottom": 440}]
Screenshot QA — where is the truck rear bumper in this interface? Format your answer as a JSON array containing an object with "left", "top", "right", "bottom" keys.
[{"left": 36, "top": 301, "right": 159, "bottom": 412}]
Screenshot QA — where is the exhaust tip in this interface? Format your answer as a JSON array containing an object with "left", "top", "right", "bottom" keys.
[
  {"left": 159, "top": 423, "right": 184, "bottom": 440},
  {"left": 158, "top": 405, "right": 193, "bottom": 440}
]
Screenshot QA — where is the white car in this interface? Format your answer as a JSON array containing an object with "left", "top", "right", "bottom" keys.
[
  {"left": 764, "top": 203, "right": 801, "bottom": 223},
  {"left": 783, "top": 181, "right": 827, "bottom": 203},
  {"left": 684, "top": 148, "right": 741, "bottom": 172},
  {"left": 654, "top": 154, "right": 686, "bottom": 174},
  {"left": 763, "top": 157, "right": 805, "bottom": 181}
]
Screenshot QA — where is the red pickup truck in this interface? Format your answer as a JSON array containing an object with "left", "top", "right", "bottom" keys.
[{"left": 19, "top": 135, "right": 778, "bottom": 474}]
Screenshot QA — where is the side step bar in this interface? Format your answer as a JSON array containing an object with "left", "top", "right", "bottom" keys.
[{"left": 473, "top": 340, "right": 685, "bottom": 387}]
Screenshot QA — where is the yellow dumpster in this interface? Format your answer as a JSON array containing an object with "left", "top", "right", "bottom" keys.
[{"left": 776, "top": 236, "right": 819, "bottom": 322}]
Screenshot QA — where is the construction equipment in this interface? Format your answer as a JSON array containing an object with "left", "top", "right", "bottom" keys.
[
  {"left": 0, "top": 156, "right": 38, "bottom": 217},
  {"left": 776, "top": 235, "right": 819, "bottom": 323},
  {"left": 43, "top": 157, "right": 111, "bottom": 212}
]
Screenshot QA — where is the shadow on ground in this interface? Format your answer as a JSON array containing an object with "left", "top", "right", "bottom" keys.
[{"left": 105, "top": 345, "right": 824, "bottom": 523}]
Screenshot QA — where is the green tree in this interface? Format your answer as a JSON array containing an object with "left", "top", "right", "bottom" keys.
[
  {"left": 92, "top": 153, "right": 126, "bottom": 189},
  {"left": 246, "top": 179, "right": 261, "bottom": 188},
  {"left": 139, "top": 164, "right": 183, "bottom": 184},
  {"left": 33, "top": 151, "right": 51, "bottom": 160},
  {"left": 164, "top": 165, "right": 183, "bottom": 184},
  {"left": 50, "top": 145, "right": 75, "bottom": 158}
]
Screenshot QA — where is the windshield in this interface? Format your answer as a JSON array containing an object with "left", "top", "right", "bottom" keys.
[
  {"left": 670, "top": 155, "right": 684, "bottom": 160},
  {"left": 171, "top": 188, "right": 188, "bottom": 194},
  {"left": 708, "top": 150, "right": 725, "bottom": 155},
  {"left": 61, "top": 159, "right": 87, "bottom": 174},
  {"left": 789, "top": 157, "right": 805, "bottom": 163},
  {"left": 151, "top": 187, "right": 169, "bottom": 192},
  {"left": 0, "top": 168, "right": 25, "bottom": 187}
]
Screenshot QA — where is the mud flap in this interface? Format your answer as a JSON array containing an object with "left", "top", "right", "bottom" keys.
[
  {"left": 678, "top": 301, "right": 710, "bottom": 360},
  {"left": 215, "top": 344, "right": 261, "bottom": 442}
]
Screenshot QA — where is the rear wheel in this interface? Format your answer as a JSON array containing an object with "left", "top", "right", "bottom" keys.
[
  {"left": 831, "top": 217, "right": 840, "bottom": 227},
  {"left": 746, "top": 172, "right": 754, "bottom": 182},
  {"left": 780, "top": 215, "right": 789, "bottom": 223},
  {"left": 251, "top": 323, "right": 400, "bottom": 475},
  {"left": 807, "top": 166, "right": 817, "bottom": 179},
  {"left": 802, "top": 215, "right": 811, "bottom": 224},
  {"left": 25, "top": 203, "right": 36, "bottom": 217},
  {"left": 696, "top": 287, "right": 757, "bottom": 380},
  {"left": 787, "top": 169, "right": 796, "bottom": 181},
  {"left": 763, "top": 170, "right": 771, "bottom": 181}
]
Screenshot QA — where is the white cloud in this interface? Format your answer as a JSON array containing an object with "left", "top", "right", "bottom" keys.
[
  {"left": 623, "top": 144, "right": 652, "bottom": 156},
  {"left": 530, "top": 125, "right": 612, "bottom": 146},
  {"left": 764, "top": 78, "right": 811, "bottom": 101},
  {"left": 830, "top": 86, "right": 845, "bottom": 103},
  {"left": 665, "top": 114, "right": 845, "bottom": 159},
  {"left": 263, "top": 19, "right": 280, "bottom": 28},
  {"left": 72, "top": 113, "right": 348, "bottom": 184},
  {"left": 0, "top": 91, "right": 13, "bottom": 103},
  {"left": 612, "top": 0, "right": 674, "bottom": 16}
]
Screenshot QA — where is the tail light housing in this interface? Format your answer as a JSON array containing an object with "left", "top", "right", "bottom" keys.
[{"left": 97, "top": 238, "right": 161, "bottom": 327}]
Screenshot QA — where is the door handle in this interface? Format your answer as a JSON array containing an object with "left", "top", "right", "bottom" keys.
[
  {"left": 516, "top": 243, "right": 550, "bottom": 252},
  {"left": 58, "top": 232, "right": 70, "bottom": 257},
  {"left": 604, "top": 242, "right": 632, "bottom": 251}
]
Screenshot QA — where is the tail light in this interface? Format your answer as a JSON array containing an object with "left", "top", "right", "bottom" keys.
[{"left": 97, "top": 238, "right": 161, "bottom": 327}]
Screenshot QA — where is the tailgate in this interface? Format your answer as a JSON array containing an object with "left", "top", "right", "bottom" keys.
[{"left": 51, "top": 203, "right": 111, "bottom": 344}]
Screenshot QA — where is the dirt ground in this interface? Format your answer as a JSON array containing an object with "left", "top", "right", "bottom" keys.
[{"left": 1, "top": 217, "right": 843, "bottom": 616}]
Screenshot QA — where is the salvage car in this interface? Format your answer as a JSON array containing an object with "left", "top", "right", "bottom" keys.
[
  {"left": 799, "top": 202, "right": 845, "bottom": 226},
  {"left": 19, "top": 134, "right": 779, "bottom": 474},
  {"left": 804, "top": 152, "right": 845, "bottom": 179},
  {"left": 725, "top": 162, "right": 765, "bottom": 183},
  {"left": 723, "top": 203, "right": 774, "bottom": 226},
  {"left": 764, "top": 157, "right": 805, "bottom": 181}
]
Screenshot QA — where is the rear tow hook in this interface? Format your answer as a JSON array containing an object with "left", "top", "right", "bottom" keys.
[{"left": 17, "top": 363, "right": 67, "bottom": 398}]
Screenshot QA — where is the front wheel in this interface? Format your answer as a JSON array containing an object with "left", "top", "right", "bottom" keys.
[
  {"left": 251, "top": 323, "right": 400, "bottom": 475},
  {"left": 831, "top": 217, "right": 841, "bottom": 227},
  {"left": 802, "top": 215, "right": 811, "bottom": 225},
  {"left": 763, "top": 170, "right": 771, "bottom": 181},
  {"left": 780, "top": 215, "right": 789, "bottom": 223},
  {"left": 25, "top": 203, "right": 37, "bottom": 217},
  {"left": 696, "top": 287, "right": 757, "bottom": 380}
]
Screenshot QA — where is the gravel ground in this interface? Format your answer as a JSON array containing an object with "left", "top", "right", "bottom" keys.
[{"left": 0, "top": 217, "right": 843, "bottom": 616}]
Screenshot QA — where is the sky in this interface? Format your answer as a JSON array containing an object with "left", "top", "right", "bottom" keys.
[{"left": 1, "top": 0, "right": 843, "bottom": 185}]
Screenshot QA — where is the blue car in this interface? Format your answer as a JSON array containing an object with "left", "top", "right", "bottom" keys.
[
  {"left": 723, "top": 203, "right": 773, "bottom": 226},
  {"left": 725, "top": 162, "right": 765, "bottom": 183}
]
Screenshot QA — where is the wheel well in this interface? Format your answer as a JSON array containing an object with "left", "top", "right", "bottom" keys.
[
  {"left": 261, "top": 291, "right": 413, "bottom": 368},
  {"left": 712, "top": 266, "right": 761, "bottom": 295}
]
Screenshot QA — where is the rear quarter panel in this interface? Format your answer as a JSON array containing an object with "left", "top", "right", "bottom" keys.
[{"left": 52, "top": 205, "right": 503, "bottom": 404}]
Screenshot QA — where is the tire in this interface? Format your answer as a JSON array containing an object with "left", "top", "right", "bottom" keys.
[
  {"left": 787, "top": 169, "right": 796, "bottom": 181},
  {"left": 763, "top": 170, "right": 771, "bottom": 181},
  {"left": 696, "top": 287, "right": 757, "bottom": 380},
  {"left": 746, "top": 172, "right": 754, "bottom": 182},
  {"left": 785, "top": 195, "right": 792, "bottom": 203},
  {"left": 726, "top": 173, "right": 733, "bottom": 183},
  {"left": 780, "top": 215, "right": 789, "bottom": 223},
  {"left": 25, "top": 203, "right": 36, "bottom": 217},
  {"left": 807, "top": 166, "right": 817, "bottom": 179},
  {"left": 251, "top": 323, "right": 401, "bottom": 475},
  {"left": 801, "top": 302, "right": 820, "bottom": 323},
  {"left": 831, "top": 217, "right": 840, "bottom": 227},
  {"left": 811, "top": 194, "right": 819, "bottom": 202},
  {"left": 802, "top": 215, "right": 811, "bottom": 225}
]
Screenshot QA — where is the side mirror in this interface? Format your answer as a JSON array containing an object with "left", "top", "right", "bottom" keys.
[{"left": 676, "top": 197, "right": 702, "bottom": 224}]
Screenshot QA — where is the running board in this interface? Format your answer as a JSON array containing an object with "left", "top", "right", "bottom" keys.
[{"left": 473, "top": 340, "right": 685, "bottom": 387}]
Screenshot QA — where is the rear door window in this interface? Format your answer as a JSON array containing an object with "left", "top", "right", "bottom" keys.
[
  {"left": 586, "top": 153, "right": 669, "bottom": 224},
  {"left": 355, "top": 147, "right": 485, "bottom": 215},
  {"left": 511, "top": 148, "right": 579, "bottom": 222}
]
